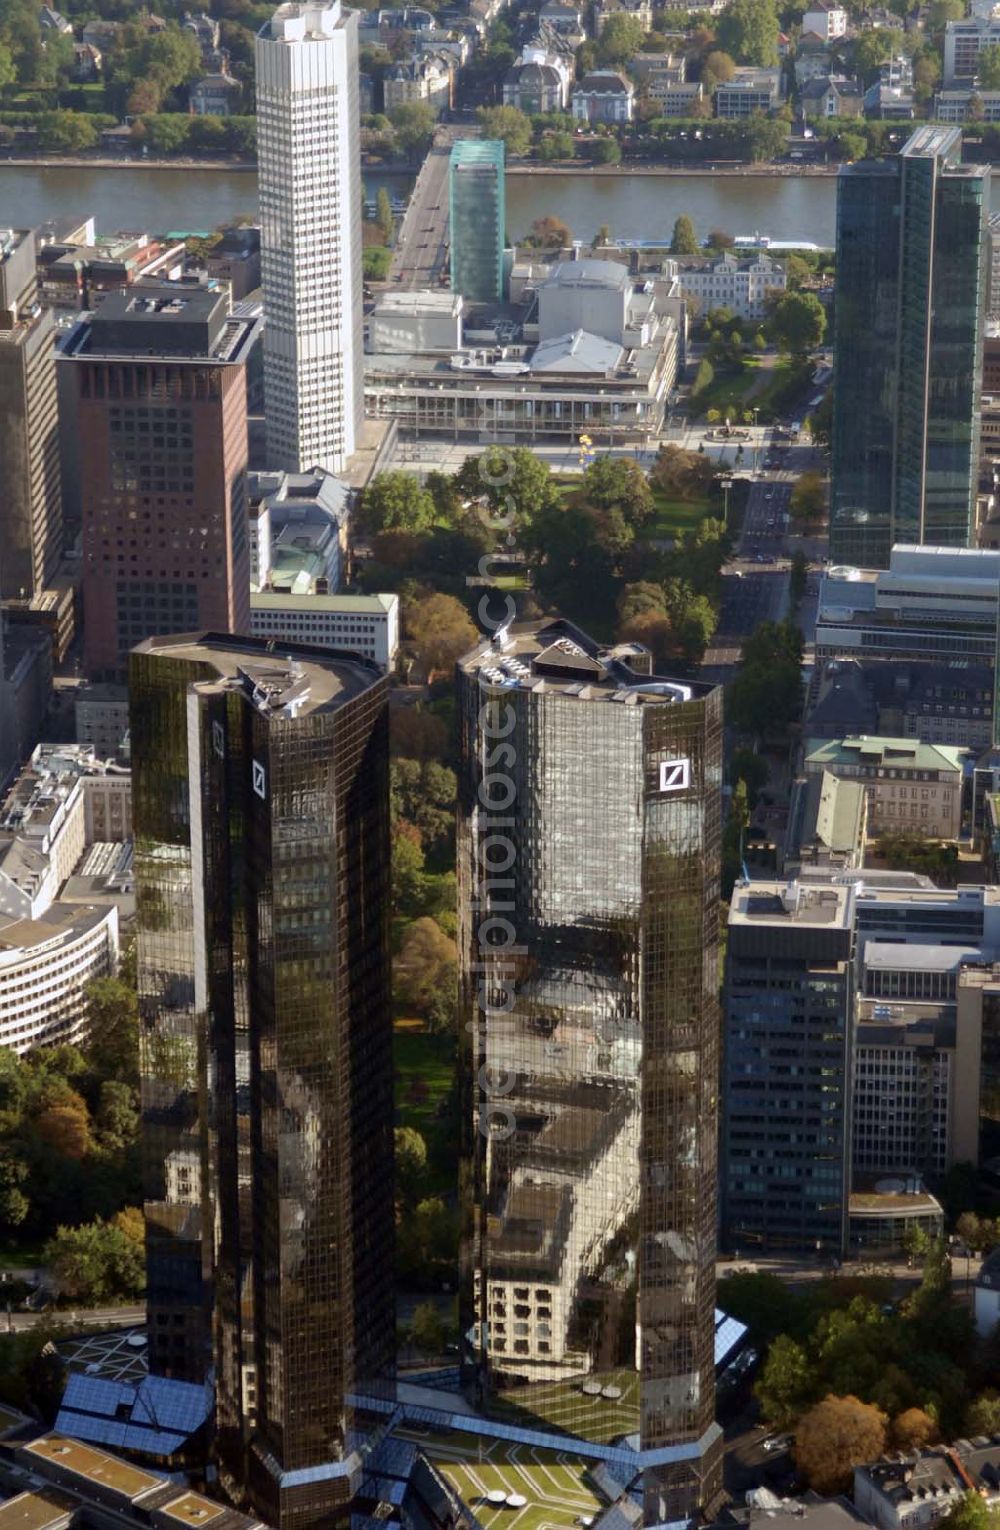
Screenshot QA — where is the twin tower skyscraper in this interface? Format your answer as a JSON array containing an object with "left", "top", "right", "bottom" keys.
[{"left": 130, "top": 621, "right": 724, "bottom": 1530}]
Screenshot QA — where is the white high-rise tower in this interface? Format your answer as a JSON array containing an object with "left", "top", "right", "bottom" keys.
[{"left": 256, "top": 0, "right": 363, "bottom": 475}]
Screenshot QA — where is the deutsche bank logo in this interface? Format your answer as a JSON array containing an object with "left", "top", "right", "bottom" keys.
[
  {"left": 212, "top": 721, "right": 225, "bottom": 758},
  {"left": 659, "top": 757, "right": 691, "bottom": 793},
  {"left": 252, "top": 760, "right": 267, "bottom": 800}
]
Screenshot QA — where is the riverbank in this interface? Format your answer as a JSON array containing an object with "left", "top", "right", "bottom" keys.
[
  {"left": 0, "top": 152, "right": 257, "bottom": 170},
  {"left": 506, "top": 161, "right": 840, "bottom": 177},
  {"left": 0, "top": 150, "right": 841, "bottom": 175}
]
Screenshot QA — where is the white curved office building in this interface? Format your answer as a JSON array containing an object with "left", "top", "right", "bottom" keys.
[{"left": 0, "top": 901, "right": 119, "bottom": 1054}]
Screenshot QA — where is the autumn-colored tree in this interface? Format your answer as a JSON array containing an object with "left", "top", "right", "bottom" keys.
[
  {"left": 938, "top": 1494, "right": 1000, "bottom": 1530},
  {"left": 528, "top": 215, "right": 572, "bottom": 249},
  {"left": 966, "top": 1392, "right": 1000, "bottom": 1437},
  {"left": 406, "top": 592, "right": 477, "bottom": 679},
  {"left": 891, "top": 1407, "right": 937, "bottom": 1451},
  {"left": 33, "top": 1089, "right": 91, "bottom": 1161},
  {"left": 396, "top": 917, "right": 457, "bottom": 1031},
  {"left": 795, "top": 1395, "right": 887, "bottom": 1494}
]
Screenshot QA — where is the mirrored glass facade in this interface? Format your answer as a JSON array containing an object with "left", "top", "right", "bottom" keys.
[
  {"left": 831, "top": 126, "right": 989, "bottom": 569},
  {"left": 456, "top": 620, "right": 724, "bottom": 1524},
  {"left": 130, "top": 635, "right": 394, "bottom": 1530},
  {"left": 449, "top": 139, "right": 506, "bottom": 304}
]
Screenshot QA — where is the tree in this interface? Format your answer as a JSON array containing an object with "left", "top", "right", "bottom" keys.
[
  {"left": 394, "top": 1126, "right": 428, "bottom": 1204},
  {"left": 966, "top": 1393, "right": 1000, "bottom": 1437},
  {"left": 127, "top": 75, "right": 162, "bottom": 115},
  {"left": 396, "top": 917, "right": 458, "bottom": 1032},
  {"left": 406, "top": 592, "right": 478, "bottom": 679},
  {"left": 729, "top": 746, "right": 768, "bottom": 807},
  {"left": 44, "top": 1214, "right": 146, "bottom": 1304},
  {"left": 757, "top": 1335, "right": 815, "bottom": 1427},
  {"left": 768, "top": 291, "right": 826, "bottom": 357},
  {"left": 891, "top": 1407, "right": 937, "bottom": 1450},
  {"left": 0, "top": 42, "right": 15, "bottom": 94},
  {"left": 34, "top": 1089, "right": 90, "bottom": 1161},
  {"left": 790, "top": 550, "right": 808, "bottom": 608},
  {"left": 84, "top": 977, "right": 139, "bottom": 1085},
  {"left": 979, "top": 43, "right": 1000, "bottom": 88},
  {"left": 390, "top": 100, "right": 436, "bottom": 157},
  {"left": 670, "top": 213, "right": 700, "bottom": 255},
  {"left": 590, "top": 137, "right": 621, "bottom": 165},
  {"left": 528, "top": 215, "right": 572, "bottom": 248},
  {"left": 938, "top": 1495, "right": 1000, "bottom": 1530},
  {"left": 596, "top": 12, "right": 646, "bottom": 64},
  {"left": 743, "top": 113, "right": 789, "bottom": 164},
  {"left": 453, "top": 446, "right": 557, "bottom": 536},
  {"left": 926, "top": 0, "right": 963, "bottom": 27},
  {"left": 476, "top": 104, "right": 531, "bottom": 157},
  {"left": 707, "top": 226, "right": 735, "bottom": 251},
  {"left": 36, "top": 110, "right": 98, "bottom": 152},
  {"left": 716, "top": 0, "right": 779, "bottom": 65},
  {"left": 376, "top": 185, "right": 394, "bottom": 244},
  {"left": 393, "top": 823, "right": 426, "bottom": 914},
  {"left": 142, "top": 113, "right": 191, "bottom": 153},
  {"left": 790, "top": 470, "right": 826, "bottom": 527},
  {"left": 361, "top": 472, "right": 436, "bottom": 536},
  {"left": 95, "top": 1081, "right": 139, "bottom": 1153},
  {"left": 852, "top": 29, "right": 899, "bottom": 81},
  {"left": 363, "top": 245, "right": 392, "bottom": 280},
  {"left": 581, "top": 456, "right": 653, "bottom": 526},
  {"left": 651, "top": 445, "right": 715, "bottom": 500},
  {"left": 411, "top": 1300, "right": 446, "bottom": 1353},
  {"left": 795, "top": 1395, "right": 887, "bottom": 1494},
  {"left": 702, "top": 48, "right": 736, "bottom": 87}
]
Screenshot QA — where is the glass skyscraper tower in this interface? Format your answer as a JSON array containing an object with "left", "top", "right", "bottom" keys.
[
  {"left": 130, "top": 634, "right": 394, "bottom": 1530},
  {"left": 449, "top": 139, "right": 506, "bottom": 304},
  {"left": 831, "top": 125, "right": 989, "bottom": 569},
  {"left": 456, "top": 619, "right": 724, "bottom": 1525}
]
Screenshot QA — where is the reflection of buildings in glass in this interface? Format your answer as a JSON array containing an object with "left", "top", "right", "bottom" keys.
[
  {"left": 457, "top": 619, "right": 723, "bottom": 1524},
  {"left": 130, "top": 634, "right": 393, "bottom": 1530}
]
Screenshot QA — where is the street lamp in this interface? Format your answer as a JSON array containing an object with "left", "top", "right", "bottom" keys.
[{"left": 721, "top": 477, "right": 734, "bottom": 534}]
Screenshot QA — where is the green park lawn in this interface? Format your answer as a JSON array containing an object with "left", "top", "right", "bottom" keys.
[
  {"left": 402, "top": 1430, "right": 607, "bottom": 1530},
  {"left": 394, "top": 1022, "right": 455, "bottom": 1196}
]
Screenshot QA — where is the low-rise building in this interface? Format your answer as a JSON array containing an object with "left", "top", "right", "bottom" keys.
[
  {"left": 802, "top": 0, "right": 848, "bottom": 38},
  {"left": 189, "top": 65, "right": 242, "bottom": 115},
  {"left": 935, "top": 86, "right": 1000, "bottom": 120},
  {"left": 855, "top": 1441, "right": 1000, "bottom": 1530},
  {"left": 593, "top": 0, "right": 653, "bottom": 30},
  {"left": 0, "top": 901, "right": 119, "bottom": 1053},
  {"left": 666, "top": 250, "right": 786, "bottom": 320},
  {"left": 571, "top": 69, "right": 635, "bottom": 121},
  {"left": 801, "top": 73, "right": 864, "bottom": 116},
  {"left": 848, "top": 1180, "right": 945, "bottom": 1257},
  {"left": 503, "top": 46, "right": 572, "bottom": 111},
  {"left": 715, "top": 67, "right": 782, "bottom": 116},
  {"left": 365, "top": 259, "right": 682, "bottom": 445},
  {"left": 383, "top": 51, "right": 453, "bottom": 114},
  {"left": 249, "top": 592, "right": 400, "bottom": 670},
  {"left": 944, "top": 14, "right": 1000, "bottom": 84},
  {"left": 803, "top": 735, "right": 966, "bottom": 841},
  {"left": 648, "top": 78, "right": 703, "bottom": 115},
  {"left": 784, "top": 770, "right": 868, "bottom": 874},
  {"left": 248, "top": 467, "right": 350, "bottom": 594},
  {"left": 205, "top": 224, "right": 261, "bottom": 301},
  {"left": 794, "top": 31, "right": 838, "bottom": 87},
  {"left": 75, "top": 684, "right": 129, "bottom": 762}
]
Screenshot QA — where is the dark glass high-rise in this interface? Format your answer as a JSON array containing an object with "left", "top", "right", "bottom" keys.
[
  {"left": 831, "top": 125, "right": 989, "bottom": 568},
  {"left": 456, "top": 619, "right": 724, "bottom": 1525},
  {"left": 129, "top": 633, "right": 394, "bottom": 1530}
]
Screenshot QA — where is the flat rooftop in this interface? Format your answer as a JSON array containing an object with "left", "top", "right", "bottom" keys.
[
  {"left": 158, "top": 1494, "right": 226, "bottom": 1527},
  {"left": 24, "top": 1435, "right": 163, "bottom": 1499},
  {"left": 249, "top": 592, "right": 397, "bottom": 615},
  {"left": 0, "top": 1492, "right": 72, "bottom": 1530},
  {"left": 729, "top": 878, "right": 853, "bottom": 930},
  {"left": 131, "top": 632, "right": 383, "bottom": 716},
  {"left": 458, "top": 617, "right": 716, "bottom": 702}
]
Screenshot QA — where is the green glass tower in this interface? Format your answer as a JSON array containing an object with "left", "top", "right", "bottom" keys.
[
  {"left": 449, "top": 138, "right": 505, "bottom": 303},
  {"left": 831, "top": 126, "right": 989, "bottom": 568}
]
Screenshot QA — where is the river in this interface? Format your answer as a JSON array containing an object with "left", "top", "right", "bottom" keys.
[
  {"left": 0, "top": 162, "right": 844, "bottom": 245},
  {"left": 4, "top": 160, "right": 999, "bottom": 248}
]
